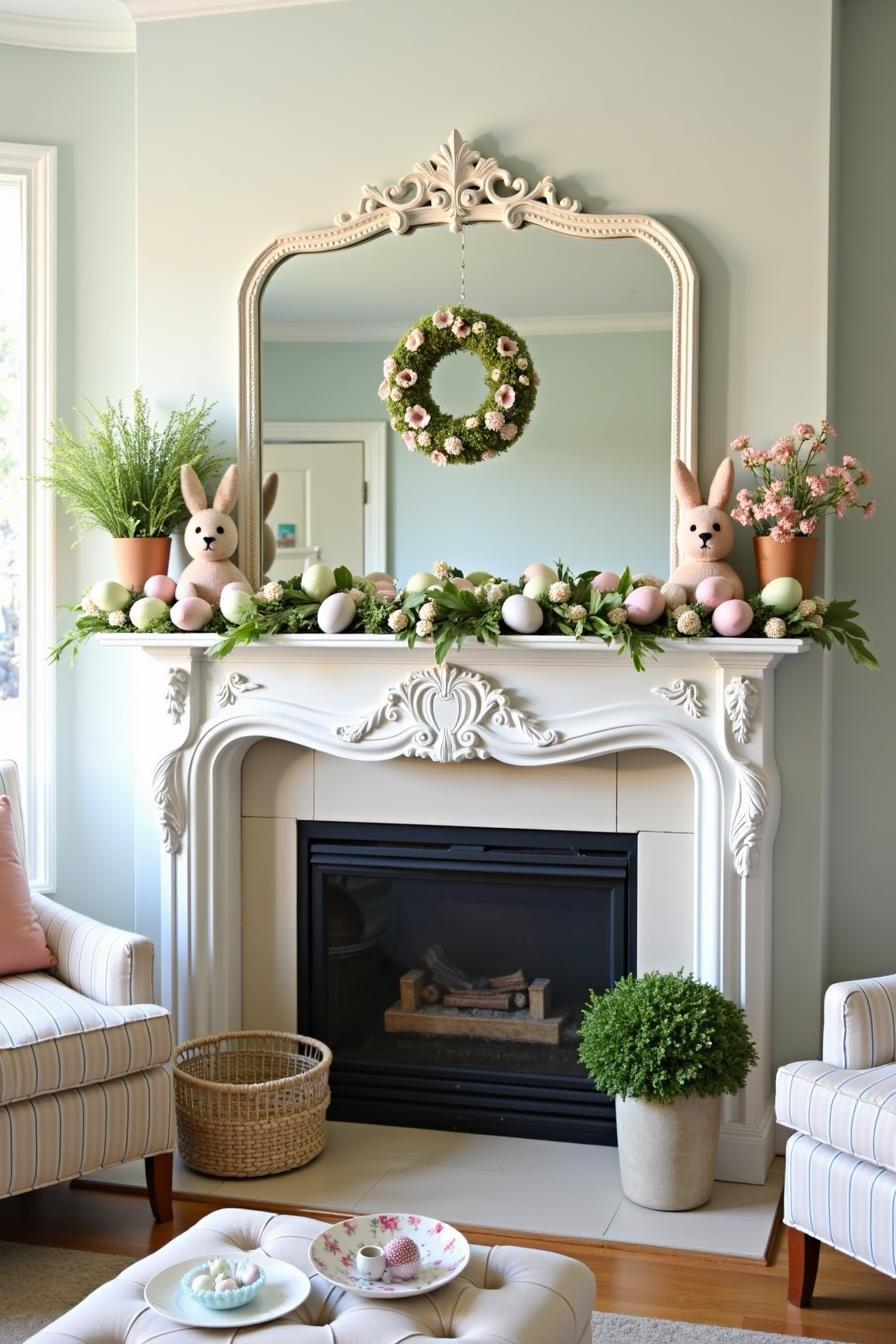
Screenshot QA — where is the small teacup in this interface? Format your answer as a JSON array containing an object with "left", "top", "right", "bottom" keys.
[{"left": 356, "top": 1244, "right": 386, "bottom": 1281}]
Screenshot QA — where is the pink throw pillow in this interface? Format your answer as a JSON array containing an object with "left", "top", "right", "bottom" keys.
[{"left": 0, "top": 795, "right": 56, "bottom": 975}]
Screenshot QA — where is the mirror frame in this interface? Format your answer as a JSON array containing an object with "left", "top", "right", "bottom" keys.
[{"left": 238, "top": 130, "right": 698, "bottom": 588}]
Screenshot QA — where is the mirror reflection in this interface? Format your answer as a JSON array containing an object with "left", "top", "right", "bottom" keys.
[{"left": 260, "top": 226, "right": 674, "bottom": 582}]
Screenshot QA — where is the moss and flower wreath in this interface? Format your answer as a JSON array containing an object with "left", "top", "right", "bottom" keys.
[{"left": 378, "top": 306, "right": 539, "bottom": 466}]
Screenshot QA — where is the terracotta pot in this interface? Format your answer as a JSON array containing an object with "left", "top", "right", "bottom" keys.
[
  {"left": 113, "top": 537, "right": 172, "bottom": 592},
  {"left": 753, "top": 535, "right": 819, "bottom": 593}
]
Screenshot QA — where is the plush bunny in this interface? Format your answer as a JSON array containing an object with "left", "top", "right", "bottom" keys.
[
  {"left": 261, "top": 472, "right": 279, "bottom": 577},
  {"left": 175, "top": 463, "right": 251, "bottom": 605},
  {"left": 668, "top": 458, "right": 744, "bottom": 600}
]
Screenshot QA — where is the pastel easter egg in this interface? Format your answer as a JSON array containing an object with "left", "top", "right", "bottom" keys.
[
  {"left": 143, "top": 573, "right": 177, "bottom": 603},
  {"left": 624, "top": 585, "right": 666, "bottom": 625},
  {"left": 302, "top": 563, "right": 337, "bottom": 602},
  {"left": 190, "top": 1274, "right": 215, "bottom": 1293},
  {"left": 661, "top": 581, "right": 688, "bottom": 609},
  {"left": 383, "top": 1235, "right": 421, "bottom": 1282},
  {"left": 522, "top": 563, "right": 558, "bottom": 582},
  {"left": 170, "top": 597, "right": 213, "bottom": 631},
  {"left": 694, "top": 576, "right": 736, "bottom": 611},
  {"left": 220, "top": 587, "right": 256, "bottom": 625},
  {"left": 208, "top": 1259, "right": 230, "bottom": 1280},
  {"left": 522, "top": 575, "right": 552, "bottom": 601},
  {"left": 90, "top": 579, "right": 131, "bottom": 612},
  {"left": 466, "top": 571, "right": 493, "bottom": 585},
  {"left": 711, "top": 598, "right": 754, "bottom": 637},
  {"left": 220, "top": 580, "right": 253, "bottom": 598},
  {"left": 760, "top": 576, "right": 803, "bottom": 613},
  {"left": 317, "top": 591, "right": 357, "bottom": 634},
  {"left": 215, "top": 1278, "right": 239, "bottom": 1293},
  {"left": 405, "top": 571, "right": 438, "bottom": 593},
  {"left": 591, "top": 571, "right": 621, "bottom": 594},
  {"left": 237, "top": 1262, "right": 261, "bottom": 1287},
  {"left": 451, "top": 577, "right": 474, "bottom": 591},
  {"left": 501, "top": 594, "right": 544, "bottom": 634},
  {"left": 128, "top": 596, "right": 169, "bottom": 631},
  {"left": 365, "top": 572, "right": 395, "bottom": 586}
]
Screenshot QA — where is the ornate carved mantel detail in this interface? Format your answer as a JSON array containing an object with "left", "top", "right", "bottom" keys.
[
  {"left": 152, "top": 748, "right": 185, "bottom": 855},
  {"left": 652, "top": 678, "right": 704, "bottom": 719},
  {"left": 216, "top": 671, "right": 263, "bottom": 708},
  {"left": 165, "top": 668, "right": 188, "bottom": 725},
  {"left": 336, "top": 665, "right": 558, "bottom": 763},
  {"left": 725, "top": 676, "right": 759, "bottom": 745},
  {"left": 730, "top": 765, "right": 767, "bottom": 878}
]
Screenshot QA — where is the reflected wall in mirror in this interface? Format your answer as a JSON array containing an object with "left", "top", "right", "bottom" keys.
[{"left": 240, "top": 134, "right": 698, "bottom": 588}]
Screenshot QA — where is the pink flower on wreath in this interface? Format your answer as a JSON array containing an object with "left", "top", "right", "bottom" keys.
[
  {"left": 405, "top": 404, "right": 430, "bottom": 429},
  {"left": 495, "top": 384, "right": 515, "bottom": 409},
  {"left": 452, "top": 318, "right": 471, "bottom": 339},
  {"left": 396, "top": 368, "right": 417, "bottom": 388},
  {"left": 430, "top": 450, "right": 447, "bottom": 466},
  {"left": 496, "top": 335, "right": 519, "bottom": 357},
  {"left": 433, "top": 309, "right": 454, "bottom": 328},
  {"left": 383, "top": 357, "right": 397, "bottom": 376},
  {"left": 730, "top": 435, "right": 750, "bottom": 453},
  {"left": 444, "top": 436, "right": 463, "bottom": 456},
  {"left": 794, "top": 422, "right": 816, "bottom": 439},
  {"left": 482, "top": 449, "right": 497, "bottom": 460},
  {"left": 406, "top": 327, "right": 425, "bottom": 351},
  {"left": 484, "top": 410, "right": 505, "bottom": 431},
  {"left": 799, "top": 516, "right": 818, "bottom": 534},
  {"left": 864, "top": 500, "right": 877, "bottom": 518},
  {"left": 377, "top": 379, "right": 390, "bottom": 401},
  {"left": 500, "top": 422, "right": 518, "bottom": 441},
  {"left": 402, "top": 431, "right": 417, "bottom": 451}
]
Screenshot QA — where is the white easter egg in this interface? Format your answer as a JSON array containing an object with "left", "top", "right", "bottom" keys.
[
  {"left": 219, "top": 588, "right": 256, "bottom": 624},
  {"left": 760, "top": 576, "right": 803, "bottom": 613},
  {"left": 624, "top": 585, "right": 666, "bottom": 625},
  {"left": 711, "top": 598, "right": 754, "bottom": 637},
  {"left": 238, "top": 1262, "right": 261, "bottom": 1287},
  {"left": 220, "top": 580, "right": 252, "bottom": 599},
  {"left": 661, "top": 582, "right": 688, "bottom": 609},
  {"left": 522, "top": 575, "right": 552, "bottom": 601},
  {"left": 591, "top": 571, "right": 621, "bottom": 593},
  {"left": 302, "top": 563, "right": 337, "bottom": 601},
  {"left": 128, "top": 596, "right": 169, "bottom": 631},
  {"left": 501, "top": 594, "right": 544, "bottom": 634},
  {"left": 405, "top": 571, "right": 438, "bottom": 593},
  {"left": 90, "top": 579, "right": 131, "bottom": 612},
  {"left": 143, "top": 574, "right": 177, "bottom": 603},
  {"left": 170, "top": 597, "right": 213, "bottom": 631},
  {"left": 521, "top": 563, "right": 558, "bottom": 582},
  {"left": 317, "top": 591, "right": 357, "bottom": 634},
  {"left": 694, "top": 576, "right": 736, "bottom": 611},
  {"left": 190, "top": 1274, "right": 215, "bottom": 1293}
]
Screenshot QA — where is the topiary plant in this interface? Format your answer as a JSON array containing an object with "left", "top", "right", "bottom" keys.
[{"left": 578, "top": 969, "right": 758, "bottom": 1104}]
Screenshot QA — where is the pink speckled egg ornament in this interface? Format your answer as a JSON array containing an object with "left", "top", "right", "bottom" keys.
[
  {"left": 624, "top": 585, "right": 665, "bottom": 625},
  {"left": 143, "top": 573, "right": 177, "bottom": 603},
  {"left": 711, "top": 598, "right": 754, "bottom": 637},
  {"left": 170, "top": 596, "right": 213, "bottom": 631},
  {"left": 383, "top": 1235, "right": 421, "bottom": 1282},
  {"left": 591, "top": 571, "right": 621, "bottom": 593},
  {"left": 694, "top": 576, "right": 736, "bottom": 611}
]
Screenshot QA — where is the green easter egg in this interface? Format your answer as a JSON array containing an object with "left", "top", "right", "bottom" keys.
[
  {"left": 90, "top": 579, "right": 131, "bottom": 613},
  {"left": 129, "top": 596, "right": 169, "bottom": 630},
  {"left": 220, "top": 588, "right": 256, "bottom": 624},
  {"left": 405, "top": 571, "right": 439, "bottom": 593},
  {"left": 522, "top": 576, "right": 552, "bottom": 601},
  {"left": 760, "top": 576, "right": 803, "bottom": 613},
  {"left": 465, "top": 571, "right": 493, "bottom": 585},
  {"left": 302, "top": 563, "right": 337, "bottom": 602}
]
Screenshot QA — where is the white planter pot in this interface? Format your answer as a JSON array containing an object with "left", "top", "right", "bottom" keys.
[{"left": 615, "top": 1093, "right": 722, "bottom": 1211}]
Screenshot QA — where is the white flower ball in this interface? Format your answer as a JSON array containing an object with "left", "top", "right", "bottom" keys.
[
  {"left": 415, "top": 617, "right": 434, "bottom": 637},
  {"left": 431, "top": 560, "right": 451, "bottom": 579},
  {"left": 797, "top": 599, "right": 817, "bottom": 617},
  {"left": 677, "top": 609, "right": 702, "bottom": 636},
  {"left": 607, "top": 606, "right": 628, "bottom": 626},
  {"left": 444, "top": 436, "right": 463, "bottom": 456},
  {"left": 417, "top": 430, "right": 431, "bottom": 448},
  {"left": 388, "top": 611, "right": 409, "bottom": 632},
  {"left": 567, "top": 604, "right": 587, "bottom": 622},
  {"left": 491, "top": 369, "right": 500, "bottom": 381},
  {"left": 465, "top": 417, "right": 479, "bottom": 428},
  {"left": 548, "top": 581, "right": 571, "bottom": 603},
  {"left": 472, "top": 321, "right": 486, "bottom": 333},
  {"left": 763, "top": 617, "right": 787, "bottom": 639},
  {"left": 419, "top": 601, "right": 438, "bottom": 621},
  {"left": 107, "top": 609, "right": 128, "bottom": 628}
]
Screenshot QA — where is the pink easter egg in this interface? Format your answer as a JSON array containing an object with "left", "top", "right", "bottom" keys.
[
  {"left": 221, "top": 580, "right": 253, "bottom": 598},
  {"left": 383, "top": 1235, "right": 421, "bottom": 1282},
  {"left": 170, "top": 596, "right": 213, "bottom": 631},
  {"left": 143, "top": 573, "right": 176, "bottom": 603},
  {"left": 694, "top": 576, "right": 735, "bottom": 611},
  {"left": 591, "top": 571, "right": 621, "bottom": 593},
  {"left": 366, "top": 571, "right": 395, "bottom": 586},
  {"left": 452, "top": 577, "right": 474, "bottom": 591},
  {"left": 711, "top": 598, "right": 754, "bottom": 637},
  {"left": 522, "top": 563, "right": 558, "bottom": 582},
  {"left": 624, "top": 585, "right": 666, "bottom": 625}
]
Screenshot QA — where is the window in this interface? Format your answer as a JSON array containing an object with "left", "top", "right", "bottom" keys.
[{"left": 0, "top": 144, "right": 55, "bottom": 890}]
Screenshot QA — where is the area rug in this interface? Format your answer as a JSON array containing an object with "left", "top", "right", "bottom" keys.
[
  {"left": 0, "top": 1242, "right": 131, "bottom": 1343},
  {"left": 592, "top": 1315, "right": 850, "bottom": 1343}
]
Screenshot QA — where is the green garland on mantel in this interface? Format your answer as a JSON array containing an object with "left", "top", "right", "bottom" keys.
[{"left": 50, "top": 561, "right": 877, "bottom": 672}]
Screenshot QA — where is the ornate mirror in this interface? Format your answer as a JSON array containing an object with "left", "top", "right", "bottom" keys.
[{"left": 238, "top": 132, "right": 697, "bottom": 589}]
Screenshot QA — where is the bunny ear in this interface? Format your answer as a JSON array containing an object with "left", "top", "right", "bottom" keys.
[
  {"left": 213, "top": 464, "right": 239, "bottom": 515},
  {"left": 262, "top": 472, "right": 279, "bottom": 519},
  {"left": 181, "top": 465, "right": 207, "bottom": 515},
  {"left": 708, "top": 457, "right": 734, "bottom": 509},
  {"left": 673, "top": 459, "right": 703, "bottom": 510}
]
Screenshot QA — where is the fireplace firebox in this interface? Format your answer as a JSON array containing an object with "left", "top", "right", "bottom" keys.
[{"left": 298, "top": 821, "right": 636, "bottom": 1144}]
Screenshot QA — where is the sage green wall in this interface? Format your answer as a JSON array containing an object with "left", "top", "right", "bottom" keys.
[
  {"left": 136, "top": 0, "right": 835, "bottom": 1071},
  {"left": 0, "top": 43, "right": 136, "bottom": 927},
  {"left": 261, "top": 331, "right": 673, "bottom": 579},
  {"left": 828, "top": 0, "right": 896, "bottom": 981}
]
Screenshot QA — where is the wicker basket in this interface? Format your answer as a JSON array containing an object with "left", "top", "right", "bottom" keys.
[{"left": 174, "top": 1031, "right": 332, "bottom": 1178}]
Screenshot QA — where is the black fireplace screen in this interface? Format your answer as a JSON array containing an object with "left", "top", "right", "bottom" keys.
[{"left": 298, "top": 822, "right": 636, "bottom": 1144}]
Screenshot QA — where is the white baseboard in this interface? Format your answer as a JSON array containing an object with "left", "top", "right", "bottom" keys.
[{"left": 716, "top": 1103, "right": 777, "bottom": 1184}]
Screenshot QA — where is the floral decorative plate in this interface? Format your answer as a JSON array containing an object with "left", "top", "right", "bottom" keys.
[{"left": 308, "top": 1213, "right": 470, "bottom": 1298}]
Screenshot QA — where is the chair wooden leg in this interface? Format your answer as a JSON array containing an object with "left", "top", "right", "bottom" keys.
[
  {"left": 145, "top": 1152, "right": 174, "bottom": 1223},
  {"left": 787, "top": 1226, "right": 821, "bottom": 1307}
]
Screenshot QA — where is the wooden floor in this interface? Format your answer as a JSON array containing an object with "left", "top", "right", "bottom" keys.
[{"left": 0, "top": 1182, "right": 893, "bottom": 1342}]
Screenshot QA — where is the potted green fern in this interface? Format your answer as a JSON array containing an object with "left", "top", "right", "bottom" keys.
[
  {"left": 579, "top": 970, "right": 758, "bottom": 1210},
  {"left": 42, "top": 390, "right": 223, "bottom": 590}
]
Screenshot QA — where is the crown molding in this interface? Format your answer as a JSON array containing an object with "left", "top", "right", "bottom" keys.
[
  {"left": 0, "top": 10, "right": 135, "bottom": 52},
  {"left": 121, "top": 0, "right": 347, "bottom": 20},
  {"left": 261, "top": 312, "right": 673, "bottom": 343}
]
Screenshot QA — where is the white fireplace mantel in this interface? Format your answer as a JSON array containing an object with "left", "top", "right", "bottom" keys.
[{"left": 108, "top": 632, "right": 808, "bottom": 1183}]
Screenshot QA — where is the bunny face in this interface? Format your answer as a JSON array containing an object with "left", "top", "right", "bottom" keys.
[
  {"left": 185, "top": 508, "right": 238, "bottom": 562},
  {"left": 677, "top": 503, "right": 735, "bottom": 563}
]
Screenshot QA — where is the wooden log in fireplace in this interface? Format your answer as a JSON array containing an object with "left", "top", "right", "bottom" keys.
[{"left": 384, "top": 968, "right": 565, "bottom": 1044}]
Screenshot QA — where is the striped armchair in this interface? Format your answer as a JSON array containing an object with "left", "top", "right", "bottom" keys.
[
  {"left": 776, "top": 974, "right": 896, "bottom": 1305},
  {"left": 0, "top": 761, "right": 175, "bottom": 1219}
]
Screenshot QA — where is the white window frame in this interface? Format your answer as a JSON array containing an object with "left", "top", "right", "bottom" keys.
[{"left": 1, "top": 143, "right": 56, "bottom": 892}]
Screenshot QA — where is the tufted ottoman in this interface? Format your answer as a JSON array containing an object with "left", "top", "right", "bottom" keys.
[{"left": 28, "top": 1207, "right": 595, "bottom": 1344}]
